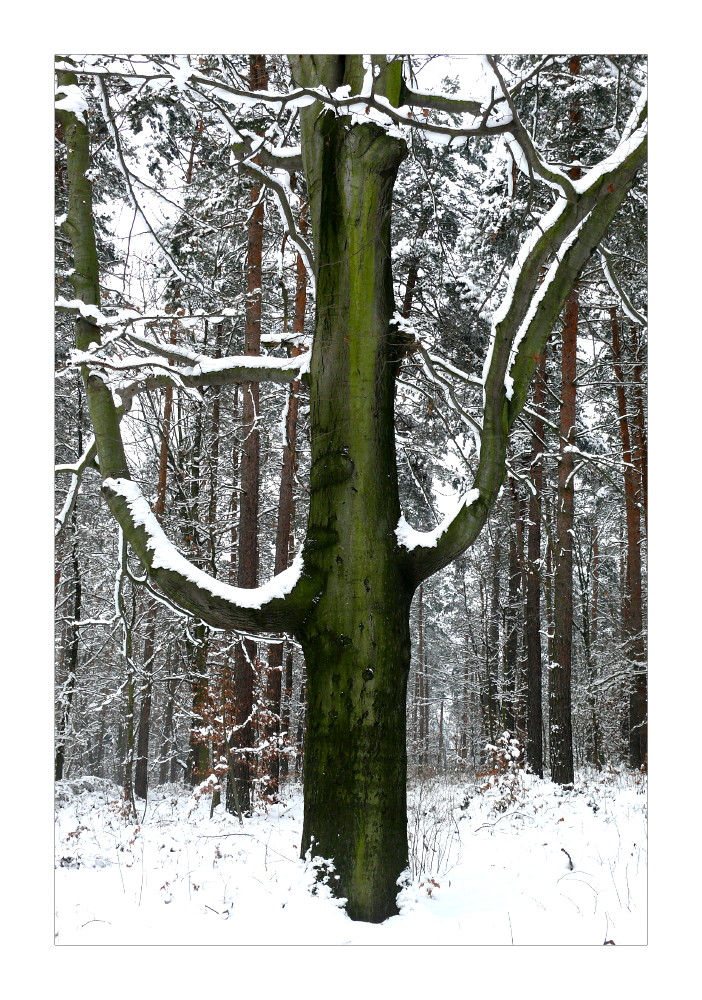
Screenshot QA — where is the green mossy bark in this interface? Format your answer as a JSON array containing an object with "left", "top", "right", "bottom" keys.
[
  {"left": 295, "top": 108, "right": 412, "bottom": 922},
  {"left": 56, "top": 65, "right": 129, "bottom": 484}
]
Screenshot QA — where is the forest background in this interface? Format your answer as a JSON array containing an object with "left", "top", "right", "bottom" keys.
[{"left": 0, "top": 5, "right": 697, "bottom": 996}]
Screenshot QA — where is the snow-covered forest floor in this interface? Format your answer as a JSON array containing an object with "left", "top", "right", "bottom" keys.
[{"left": 55, "top": 766, "right": 646, "bottom": 945}]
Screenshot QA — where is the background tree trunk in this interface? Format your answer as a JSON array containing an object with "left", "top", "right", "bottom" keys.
[
  {"left": 549, "top": 57, "right": 581, "bottom": 786},
  {"left": 228, "top": 55, "right": 268, "bottom": 815},
  {"left": 525, "top": 353, "right": 546, "bottom": 776},
  {"left": 486, "top": 532, "right": 502, "bottom": 745},
  {"left": 264, "top": 194, "right": 307, "bottom": 795},
  {"left": 550, "top": 286, "right": 577, "bottom": 786},
  {"left": 135, "top": 361, "right": 173, "bottom": 800},
  {"left": 611, "top": 309, "right": 647, "bottom": 768},
  {"left": 503, "top": 478, "right": 522, "bottom": 733}
]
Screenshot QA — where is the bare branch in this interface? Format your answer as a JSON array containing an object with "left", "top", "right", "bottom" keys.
[{"left": 55, "top": 437, "right": 98, "bottom": 537}]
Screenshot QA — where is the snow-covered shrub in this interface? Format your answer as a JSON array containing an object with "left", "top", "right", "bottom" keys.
[{"left": 474, "top": 731, "right": 526, "bottom": 814}]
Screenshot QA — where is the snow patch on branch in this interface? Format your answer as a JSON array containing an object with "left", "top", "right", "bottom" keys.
[
  {"left": 104, "top": 478, "right": 304, "bottom": 609},
  {"left": 481, "top": 196, "right": 569, "bottom": 399},
  {"left": 573, "top": 121, "right": 647, "bottom": 196},
  {"left": 169, "top": 56, "right": 194, "bottom": 92},
  {"left": 621, "top": 87, "right": 648, "bottom": 144},
  {"left": 183, "top": 351, "right": 311, "bottom": 378},
  {"left": 55, "top": 84, "right": 89, "bottom": 122},
  {"left": 395, "top": 489, "right": 480, "bottom": 551},
  {"left": 505, "top": 213, "right": 591, "bottom": 398}
]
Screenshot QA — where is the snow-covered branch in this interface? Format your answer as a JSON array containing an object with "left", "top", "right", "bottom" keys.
[
  {"left": 400, "top": 92, "right": 646, "bottom": 586},
  {"left": 486, "top": 56, "right": 577, "bottom": 200},
  {"left": 55, "top": 436, "right": 98, "bottom": 537},
  {"left": 598, "top": 246, "right": 647, "bottom": 328},
  {"left": 102, "top": 477, "right": 319, "bottom": 633},
  {"left": 231, "top": 158, "right": 315, "bottom": 279}
]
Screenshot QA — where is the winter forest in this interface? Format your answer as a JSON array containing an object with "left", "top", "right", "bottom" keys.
[{"left": 54, "top": 53, "right": 648, "bottom": 944}]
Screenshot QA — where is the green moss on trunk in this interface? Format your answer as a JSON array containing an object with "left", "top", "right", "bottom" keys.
[{"left": 295, "top": 110, "right": 411, "bottom": 922}]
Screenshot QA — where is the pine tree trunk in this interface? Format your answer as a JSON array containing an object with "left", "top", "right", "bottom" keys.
[
  {"left": 229, "top": 55, "right": 268, "bottom": 814},
  {"left": 137, "top": 354, "right": 176, "bottom": 796},
  {"left": 264, "top": 197, "right": 307, "bottom": 795},
  {"left": 159, "top": 656, "right": 177, "bottom": 786},
  {"left": 629, "top": 323, "right": 648, "bottom": 535},
  {"left": 486, "top": 532, "right": 502, "bottom": 744},
  {"left": 503, "top": 479, "right": 521, "bottom": 733},
  {"left": 55, "top": 395, "right": 84, "bottom": 781},
  {"left": 459, "top": 634, "right": 470, "bottom": 768},
  {"left": 550, "top": 286, "right": 577, "bottom": 786},
  {"left": 134, "top": 607, "right": 155, "bottom": 799},
  {"left": 279, "top": 643, "right": 294, "bottom": 781},
  {"left": 549, "top": 63, "right": 581, "bottom": 787},
  {"left": 588, "top": 520, "right": 603, "bottom": 767},
  {"left": 611, "top": 310, "right": 647, "bottom": 768},
  {"left": 188, "top": 627, "right": 211, "bottom": 786},
  {"left": 134, "top": 367, "right": 173, "bottom": 800},
  {"left": 525, "top": 354, "right": 546, "bottom": 777}
]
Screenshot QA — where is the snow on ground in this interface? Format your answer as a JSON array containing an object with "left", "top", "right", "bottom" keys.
[{"left": 54, "top": 766, "right": 646, "bottom": 946}]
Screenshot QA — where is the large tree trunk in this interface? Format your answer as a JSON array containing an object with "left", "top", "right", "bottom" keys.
[{"left": 294, "top": 106, "right": 410, "bottom": 923}]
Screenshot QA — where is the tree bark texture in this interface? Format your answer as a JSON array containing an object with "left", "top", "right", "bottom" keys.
[
  {"left": 264, "top": 196, "right": 307, "bottom": 793},
  {"left": 525, "top": 354, "right": 546, "bottom": 777},
  {"left": 229, "top": 55, "right": 269, "bottom": 814},
  {"left": 55, "top": 522, "right": 82, "bottom": 781},
  {"left": 550, "top": 286, "right": 577, "bottom": 786},
  {"left": 629, "top": 323, "right": 648, "bottom": 534},
  {"left": 135, "top": 371, "right": 173, "bottom": 800},
  {"left": 549, "top": 67, "right": 581, "bottom": 787},
  {"left": 611, "top": 309, "right": 647, "bottom": 768},
  {"left": 504, "top": 479, "right": 522, "bottom": 734},
  {"left": 294, "top": 105, "right": 411, "bottom": 922}
]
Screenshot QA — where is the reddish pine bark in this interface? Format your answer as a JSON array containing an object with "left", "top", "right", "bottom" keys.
[
  {"left": 611, "top": 309, "right": 647, "bottom": 769},
  {"left": 229, "top": 55, "right": 268, "bottom": 814},
  {"left": 525, "top": 353, "right": 546, "bottom": 776},
  {"left": 629, "top": 323, "right": 648, "bottom": 534}
]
